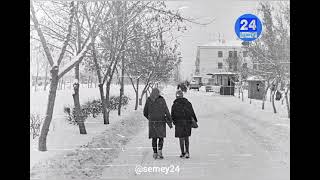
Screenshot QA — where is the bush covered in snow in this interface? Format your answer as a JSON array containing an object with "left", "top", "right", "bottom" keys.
[
  {"left": 30, "top": 110, "right": 146, "bottom": 179},
  {"left": 30, "top": 113, "right": 43, "bottom": 139},
  {"left": 64, "top": 95, "right": 130, "bottom": 125},
  {"left": 109, "top": 95, "right": 130, "bottom": 111}
]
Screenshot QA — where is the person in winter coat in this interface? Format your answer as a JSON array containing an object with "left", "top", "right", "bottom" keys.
[
  {"left": 143, "top": 88, "right": 173, "bottom": 159},
  {"left": 171, "top": 90, "right": 198, "bottom": 158},
  {"left": 177, "top": 83, "right": 187, "bottom": 92}
]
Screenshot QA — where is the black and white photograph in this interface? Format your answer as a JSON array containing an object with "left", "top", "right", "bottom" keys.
[{"left": 30, "top": 0, "right": 290, "bottom": 179}]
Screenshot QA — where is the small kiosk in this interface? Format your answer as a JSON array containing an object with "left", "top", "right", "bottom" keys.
[
  {"left": 246, "top": 76, "right": 266, "bottom": 100},
  {"left": 210, "top": 72, "right": 236, "bottom": 95}
]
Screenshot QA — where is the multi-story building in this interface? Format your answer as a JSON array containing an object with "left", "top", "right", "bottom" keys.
[{"left": 195, "top": 40, "right": 252, "bottom": 76}]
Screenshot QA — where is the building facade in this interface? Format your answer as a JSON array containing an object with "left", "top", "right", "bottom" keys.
[{"left": 195, "top": 40, "right": 252, "bottom": 78}]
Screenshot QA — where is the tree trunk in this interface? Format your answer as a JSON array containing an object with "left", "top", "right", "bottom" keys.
[
  {"left": 34, "top": 56, "right": 40, "bottom": 92},
  {"left": 105, "top": 82, "right": 111, "bottom": 124},
  {"left": 271, "top": 90, "right": 277, "bottom": 113},
  {"left": 38, "top": 66, "right": 59, "bottom": 151},
  {"left": 98, "top": 84, "right": 108, "bottom": 123},
  {"left": 91, "top": 44, "right": 107, "bottom": 123},
  {"left": 262, "top": 86, "right": 269, "bottom": 110},
  {"left": 238, "top": 83, "right": 241, "bottom": 99},
  {"left": 139, "top": 90, "right": 144, "bottom": 106},
  {"left": 135, "top": 78, "right": 139, "bottom": 110},
  {"left": 44, "top": 63, "right": 49, "bottom": 91},
  {"left": 281, "top": 90, "right": 285, "bottom": 105},
  {"left": 73, "top": 64, "right": 87, "bottom": 134},
  {"left": 118, "top": 55, "right": 125, "bottom": 116},
  {"left": 241, "top": 88, "right": 244, "bottom": 102},
  {"left": 139, "top": 81, "right": 150, "bottom": 106},
  {"left": 285, "top": 89, "right": 290, "bottom": 118}
]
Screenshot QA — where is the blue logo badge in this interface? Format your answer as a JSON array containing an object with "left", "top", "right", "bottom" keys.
[{"left": 235, "top": 14, "right": 262, "bottom": 41}]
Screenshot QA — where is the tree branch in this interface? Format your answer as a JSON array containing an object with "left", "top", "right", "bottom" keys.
[
  {"left": 57, "top": 1, "right": 76, "bottom": 66},
  {"left": 58, "top": 39, "right": 92, "bottom": 79},
  {"left": 30, "top": 0, "right": 55, "bottom": 67}
]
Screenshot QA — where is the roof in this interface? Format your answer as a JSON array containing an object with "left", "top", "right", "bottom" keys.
[
  {"left": 209, "top": 72, "right": 237, "bottom": 75},
  {"left": 198, "top": 40, "right": 243, "bottom": 48},
  {"left": 246, "top": 75, "right": 266, "bottom": 81}
]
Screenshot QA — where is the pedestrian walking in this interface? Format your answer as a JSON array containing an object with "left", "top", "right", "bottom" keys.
[
  {"left": 143, "top": 88, "right": 173, "bottom": 159},
  {"left": 171, "top": 90, "right": 198, "bottom": 158},
  {"left": 185, "top": 80, "right": 190, "bottom": 88},
  {"left": 177, "top": 82, "right": 187, "bottom": 92}
]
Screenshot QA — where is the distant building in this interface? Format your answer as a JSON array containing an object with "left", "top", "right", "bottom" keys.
[{"left": 194, "top": 40, "right": 252, "bottom": 81}]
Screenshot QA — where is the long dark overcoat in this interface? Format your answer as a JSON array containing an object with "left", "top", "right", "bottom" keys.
[
  {"left": 143, "top": 96, "right": 173, "bottom": 139},
  {"left": 171, "top": 97, "right": 198, "bottom": 138}
]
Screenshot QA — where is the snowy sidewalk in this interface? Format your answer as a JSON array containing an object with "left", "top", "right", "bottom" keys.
[{"left": 100, "top": 91, "right": 289, "bottom": 180}]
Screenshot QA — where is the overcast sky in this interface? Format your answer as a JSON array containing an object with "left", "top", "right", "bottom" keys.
[
  {"left": 166, "top": 0, "right": 260, "bottom": 80},
  {"left": 31, "top": 0, "right": 266, "bottom": 79}
]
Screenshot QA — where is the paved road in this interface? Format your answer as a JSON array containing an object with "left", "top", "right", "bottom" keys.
[{"left": 100, "top": 90, "right": 289, "bottom": 180}]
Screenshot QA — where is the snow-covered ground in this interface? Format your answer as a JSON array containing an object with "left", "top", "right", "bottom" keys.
[
  {"left": 196, "top": 86, "right": 289, "bottom": 119},
  {"left": 237, "top": 87, "right": 289, "bottom": 119},
  {"left": 30, "top": 84, "right": 148, "bottom": 169},
  {"left": 30, "top": 110, "right": 148, "bottom": 180},
  {"left": 100, "top": 88, "right": 289, "bottom": 180},
  {"left": 30, "top": 84, "right": 289, "bottom": 179}
]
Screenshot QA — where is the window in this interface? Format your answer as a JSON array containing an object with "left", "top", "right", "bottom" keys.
[
  {"left": 228, "top": 63, "right": 232, "bottom": 71},
  {"left": 218, "top": 62, "right": 223, "bottom": 69},
  {"left": 243, "top": 51, "right": 248, "bottom": 57},
  {"left": 218, "top": 51, "right": 223, "bottom": 57},
  {"left": 228, "top": 51, "right": 233, "bottom": 58},
  {"left": 233, "top": 51, "right": 237, "bottom": 57}
]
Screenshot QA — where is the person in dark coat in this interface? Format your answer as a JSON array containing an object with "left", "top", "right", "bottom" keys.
[
  {"left": 177, "top": 83, "right": 187, "bottom": 92},
  {"left": 185, "top": 80, "right": 190, "bottom": 88},
  {"left": 171, "top": 90, "right": 198, "bottom": 158},
  {"left": 143, "top": 88, "right": 173, "bottom": 159},
  {"left": 177, "top": 83, "right": 181, "bottom": 90}
]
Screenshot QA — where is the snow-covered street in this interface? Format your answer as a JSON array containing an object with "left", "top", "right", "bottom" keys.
[{"left": 100, "top": 88, "right": 289, "bottom": 180}]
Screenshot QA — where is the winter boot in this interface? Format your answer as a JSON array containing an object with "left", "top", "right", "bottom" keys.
[
  {"left": 153, "top": 153, "right": 158, "bottom": 159},
  {"left": 158, "top": 150, "right": 164, "bottom": 159}
]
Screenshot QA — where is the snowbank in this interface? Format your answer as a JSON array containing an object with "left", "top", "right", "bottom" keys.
[
  {"left": 30, "top": 84, "right": 146, "bottom": 168},
  {"left": 30, "top": 110, "right": 148, "bottom": 180}
]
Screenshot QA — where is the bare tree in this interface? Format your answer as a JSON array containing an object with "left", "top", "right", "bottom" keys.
[
  {"left": 30, "top": 0, "right": 103, "bottom": 151},
  {"left": 243, "top": 1, "right": 290, "bottom": 115}
]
